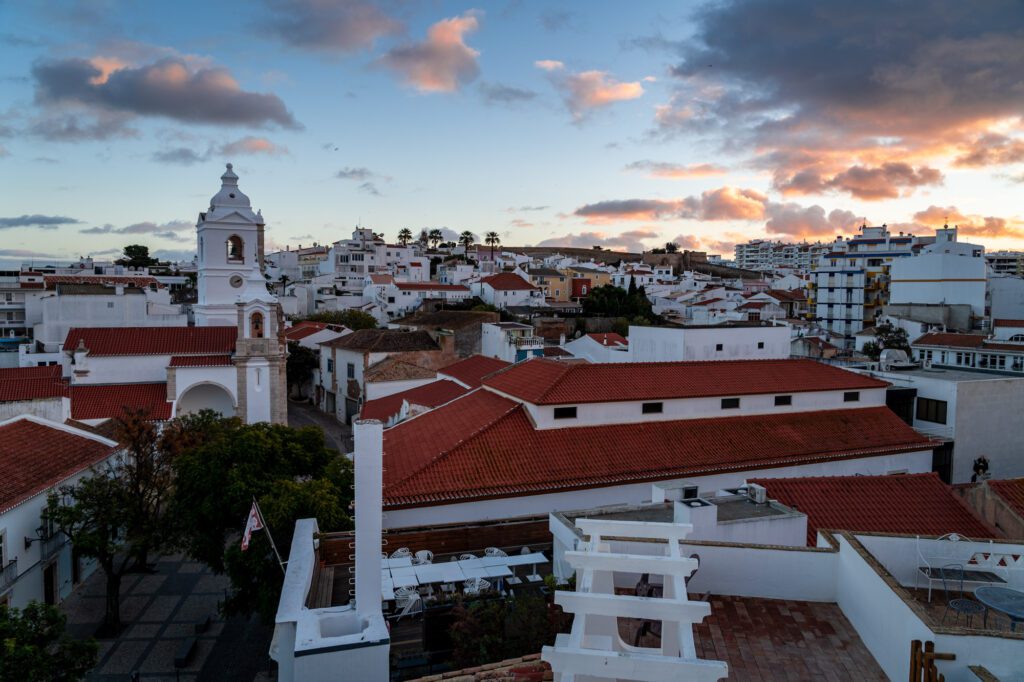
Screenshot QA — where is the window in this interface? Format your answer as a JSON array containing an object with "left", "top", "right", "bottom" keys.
[
  {"left": 715, "top": 343, "right": 723, "bottom": 351},
  {"left": 757, "top": 341, "right": 765, "bottom": 349},
  {"left": 347, "top": 363, "right": 355, "bottom": 379},
  {"left": 326, "top": 358, "right": 334, "bottom": 373},
  {"left": 721, "top": 397, "right": 740, "bottom": 409},
  {"left": 843, "top": 391, "right": 860, "bottom": 402},
  {"left": 774, "top": 395, "right": 792, "bottom": 406},
  {"left": 107, "top": 302, "right": 114, "bottom": 308},
  {"left": 916, "top": 398, "right": 948, "bottom": 424},
  {"left": 642, "top": 402, "right": 663, "bottom": 414},
  {"left": 227, "top": 235, "right": 244, "bottom": 262},
  {"left": 553, "top": 406, "right": 577, "bottom": 419}
]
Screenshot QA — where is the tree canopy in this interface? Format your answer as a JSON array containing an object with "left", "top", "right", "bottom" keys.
[
  {"left": 116, "top": 244, "right": 157, "bottom": 269},
  {"left": 0, "top": 602, "right": 98, "bottom": 682},
  {"left": 286, "top": 342, "right": 318, "bottom": 399},
  {"left": 861, "top": 322, "right": 912, "bottom": 360},
  {"left": 582, "top": 283, "right": 656, "bottom": 324},
  {"left": 303, "top": 309, "right": 378, "bottom": 330}
]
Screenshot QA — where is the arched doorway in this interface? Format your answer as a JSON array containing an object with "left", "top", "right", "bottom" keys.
[{"left": 176, "top": 383, "right": 235, "bottom": 418}]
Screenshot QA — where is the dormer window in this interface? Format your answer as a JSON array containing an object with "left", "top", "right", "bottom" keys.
[{"left": 227, "top": 235, "right": 244, "bottom": 262}]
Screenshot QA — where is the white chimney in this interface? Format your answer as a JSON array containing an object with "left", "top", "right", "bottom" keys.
[{"left": 353, "top": 419, "right": 384, "bottom": 619}]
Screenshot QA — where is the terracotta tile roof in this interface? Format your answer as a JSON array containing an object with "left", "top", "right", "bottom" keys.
[
  {"left": 394, "top": 281, "right": 469, "bottom": 291},
  {"left": 750, "top": 473, "right": 999, "bottom": 545},
  {"left": 0, "top": 416, "right": 117, "bottom": 513},
  {"left": 360, "top": 380, "right": 468, "bottom": 422},
  {"left": 438, "top": 355, "right": 511, "bottom": 388},
  {"left": 321, "top": 329, "right": 439, "bottom": 353},
  {"left": 284, "top": 321, "right": 329, "bottom": 341},
  {"left": 70, "top": 383, "right": 173, "bottom": 421},
  {"left": 766, "top": 289, "right": 807, "bottom": 302},
  {"left": 988, "top": 479, "right": 1024, "bottom": 520},
  {"left": 543, "top": 346, "right": 575, "bottom": 358},
  {"left": 169, "top": 354, "right": 234, "bottom": 367},
  {"left": 368, "top": 274, "right": 395, "bottom": 285},
  {"left": 0, "top": 365, "right": 68, "bottom": 402},
  {"left": 64, "top": 326, "right": 237, "bottom": 356},
  {"left": 44, "top": 274, "right": 162, "bottom": 290},
  {"left": 994, "top": 319, "right": 1024, "bottom": 328},
  {"left": 737, "top": 301, "right": 769, "bottom": 310},
  {"left": 691, "top": 297, "right": 724, "bottom": 306},
  {"left": 482, "top": 358, "right": 887, "bottom": 405},
  {"left": 480, "top": 272, "right": 537, "bottom": 291},
  {"left": 364, "top": 357, "right": 437, "bottom": 383},
  {"left": 382, "top": 397, "right": 934, "bottom": 508},
  {"left": 587, "top": 333, "right": 628, "bottom": 346}
]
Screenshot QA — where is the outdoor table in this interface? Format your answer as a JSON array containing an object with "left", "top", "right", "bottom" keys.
[
  {"left": 461, "top": 566, "right": 489, "bottom": 579},
  {"left": 480, "top": 556, "right": 510, "bottom": 567},
  {"left": 414, "top": 563, "right": 465, "bottom": 584},
  {"left": 390, "top": 566, "right": 419, "bottom": 589},
  {"left": 383, "top": 556, "right": 413, "bottom": 568},
  {"left": 483, "top": 565, "right": 513, "bottom": 578},
  {"left": 975, "top": 586, "right": 1024, "bottom": 631}
]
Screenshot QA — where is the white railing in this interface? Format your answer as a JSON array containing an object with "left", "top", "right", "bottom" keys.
[{"left": 1, "top": 559, "right": 17, "bottom": 592}]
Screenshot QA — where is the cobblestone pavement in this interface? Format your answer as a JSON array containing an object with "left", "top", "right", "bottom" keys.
[
  {"left": 287, "top": 399, "right": 351, "bottom": 452},
  {"left": 62, "top": 554, "right": 273, "bottom": 681}
]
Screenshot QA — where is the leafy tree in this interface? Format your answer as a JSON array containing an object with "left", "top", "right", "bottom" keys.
[
  {"left": 449, "top": 595, "right": 567, "bottom": 669},
  {"left": 459, "top": 231, "right": 476, "bottom": 250},
  {"left": 170, "top": 419, "right": 353, "bottom": 621},
  {"left": 417, "top": 229, "right": 429, "bottom": 248},
  {"left": 397, "top": 228, "right": 413, "bottom": 246},
  {"left": 665, "top": 242, "right": 679, "bottom": 253},
  {"left": 862, "top": 323, "right": 911, "bottom": 360},
  {"left": 484, "top": 231, "right": 501, "bottom": 259},
  {"left": 0, "top": 602, "right": 98, "bottom": 682},
  {"left": 304, "top": 309, "right": 378, "bottom": 330},
  {"left": 862, "top": 341, "right": 881, "bottom": 360},
  {"left": 428, "top": 229, "right": 444, "bottom": 249},
  {"left": 286, "top": 342, "right": 318, "bottom": 399},
  {"left": 116, "top": 244, "right": 157, "bottom": 269},
  {"left": 582, "top": 284, "right": 656, "bottom": 322},
  {"left": 47, "top": 411, "right": 176, "bottom": 634},
  {"left": 277, "top": 273, "right": 291, "bottom": 294}
]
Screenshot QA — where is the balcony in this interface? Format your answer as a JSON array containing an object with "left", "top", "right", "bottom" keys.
[
  {"left": 41, "top": 532, "right": 66, "bottom": 562},
  {"left": 507, "top": 334, "right": 544, "bottom": 349},
  {"left": 0, "top": 558, "right": 17, "bottom": 592}
]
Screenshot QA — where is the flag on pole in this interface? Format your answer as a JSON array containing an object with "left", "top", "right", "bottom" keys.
[{"left": 241, "top": 501, "right": 264, "bottom": 551}]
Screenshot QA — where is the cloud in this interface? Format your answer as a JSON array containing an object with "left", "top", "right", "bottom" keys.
[
  {"left": 668, "top": 235, "right": 703, "bottom": 250},
  {"left": 80, "top": 219, "right": 192, "bottom": 240},
  {"left": 0, "top": 248, "right": 63, "bottom": 258},
  {"left": 336, "top": 166, "right": 390, "bottom": 195},
  {"left": 32, "top": 56, "right": 300, "bottom": 130},
  {"left": 0, "top": 145, "right": 8, "bottom": 158},
  {"left": 261, "top": 0, "right": 401, "bottom": 53},
  {"left": 152, "top": 136, "right": 288, "bottom": 165},
  {"left": 377, "top": 12, "right": 481, "bottom": 93},
  {"left": 290, "top": 234, "right": 314, "bottom": 241},
  {"left": 536, "top": 60, "right": 645, "bottom": 122},
  {"left": 535, "top": 230, "right": 656, "bottom": 252},
  {"left": 479, "top": 82, "right": 537, "bottom": 105},
  {"left": 30, "top": 111, "right": 138, "bottom": 141},
  {"left": 152, "top": 148, "right": 206, "bottom": 165},
  {"left": 0, "top": 214, "right": 82, "bottom": 229},
  {"left": 507, "top": 205, "right": 549, "bottom": 212},
  {"left": 539, "top": 10, "right": 578, "bottom": 32},
  {"left": 764, "top": 204, "right": 862, "bottom": 238},
  {"left": 574, "top": 187, "right": 768, "bottom": 223},
  {"left": 776, "top": 162, "right": 944, "bottom": 200},
  {"left": 625, "top": 160, "right": 727, "bottom": 179},
  {"left": 954, "top": 133, "right": 1024, "bottom": 167},
  {"left": 913, "top": 205, "right": 1024, "bottom": 239}
]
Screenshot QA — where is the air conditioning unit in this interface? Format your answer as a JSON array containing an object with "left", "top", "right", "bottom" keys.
[
  {"left": 681, "top": 485, "right": 699, "bottom": 501},
  {"left": 747, "top": 483, "right": 767, "bottom": 505}
]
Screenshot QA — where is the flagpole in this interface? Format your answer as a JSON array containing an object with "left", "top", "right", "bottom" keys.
[{"left": 253, "top": 496, "right": 286, "bottom": 574}]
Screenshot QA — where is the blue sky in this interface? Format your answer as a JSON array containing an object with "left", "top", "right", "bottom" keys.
[{"left": 1, "top": 0, "right": 1023, "bottom": 266}]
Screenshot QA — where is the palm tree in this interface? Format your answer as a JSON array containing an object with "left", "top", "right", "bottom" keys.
[
  {"left": 485, "top": 231, "right": 501, "bottom": 260},
  {"left": 428, "top": 229, "right": 443, "bottom": 250},
  {"left": 459, "top": 231, "right": 476, "bottom": 251},
  {"left": 665, "top": 242, "right": 679, "bottom": 253},
  {"left": 278, "top": 273, "right": 291, "bottom": 294},
  {"left": 397, "top": 227, "right": 413, "bottom": 246},
  {"left": 418, "top": 229, "right": 429, "bottom": 247}
]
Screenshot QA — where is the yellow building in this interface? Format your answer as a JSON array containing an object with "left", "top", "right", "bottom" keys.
[{"left": 527, "top": 268, "right": 571, "bottom": 302}]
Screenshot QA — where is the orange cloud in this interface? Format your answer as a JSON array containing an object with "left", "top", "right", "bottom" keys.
[
  {"left": 776, "top": 162, "right": 944, "bottom": 200},
  {"left": 538, "top": 61, "right": 645, "bottom": 122},
  {"left": 954, "top": 133, "right": 1024, "bottom": 167},
  {"left": 625, "top": 160, "right": 727, "bottom": 179},
  {"left": 913, "top": 205, "right": 1024, "bottom": 239},
  {"left": 377, "top": 12, "right": 481, "bottom": 93}
]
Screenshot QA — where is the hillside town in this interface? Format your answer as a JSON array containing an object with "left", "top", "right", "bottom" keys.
[{"left": 3, "top": 1, "right": 1024, "bottom": 680}]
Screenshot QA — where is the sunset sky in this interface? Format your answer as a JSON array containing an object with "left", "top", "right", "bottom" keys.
[{"left": 1, "top": 0, "right": 1023, "bottom": 266}]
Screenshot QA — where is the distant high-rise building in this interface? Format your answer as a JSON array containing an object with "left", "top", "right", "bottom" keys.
[{"left": 734, "top": 239, "right": 828, "bottom": 272}]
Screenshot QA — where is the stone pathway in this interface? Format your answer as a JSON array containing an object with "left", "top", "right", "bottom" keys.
[
  {"left": 62, "top": 554, "right": 236, "bottom": 681},
  {"left": 287, "top": 400, "right": 351, "bottom": 452}
]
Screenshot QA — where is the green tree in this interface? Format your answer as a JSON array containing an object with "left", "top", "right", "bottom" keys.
[
  {"left": 428, "top": 229, "right": 444, "bottom": 249},
  {"left": 665, "top": 242, "right": 679, "bottom": 253},
  {"left": 459, "top": 231, "right": 476, "bottom": 250},
  {"left": 0, "top": 602, "right": 98, "bottom": 682},
  {"left": 862, "top": 341, "right": 881, "bottom": 360},
  {"left": 397, "top": 228, "right": 413, "bottom": 246},
  {"left": 484, "top": 231, "right": 501, "bottom": 260},
  {"left": 286, "top": 342, "right": 318, "bottom": 399},
  {"left": 582, "top": 284, "right": 656, "bottom": 322},
  {"left": 304, "top": 309, "right": 379, "bottom": 330},
  {"left": 277, "top": 273, "right": 291, "bottom": 294},
  {"left": 417, "top": 229, "right": 429, "bottom": 248},
  {"left": 116, "top": 244, "right": 157, "bottom": 269},
  {"left": 170, "top": 419, "right": 353, "bottom": 621}
]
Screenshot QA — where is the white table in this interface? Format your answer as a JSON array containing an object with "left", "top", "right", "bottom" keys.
[
  {"left": 383, "top": 556, "right": 413, "bottom": 568},
  {"left": 504, "top": 552, "right": 548, "bottom": 567},
  {"left": 390, "top": 566, "right": 419, "bottom": 589},
  {"left": 414, "top": 563, "right": 465, "bottom": 584}
]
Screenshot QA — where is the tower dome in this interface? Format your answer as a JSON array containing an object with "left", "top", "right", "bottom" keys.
[{"left": 207, "top": 163, "right": 258, "bottom": 221}]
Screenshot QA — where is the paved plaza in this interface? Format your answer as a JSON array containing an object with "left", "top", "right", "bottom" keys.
[{"left": 62, "top": 554, "right": 274, "bottom": 681}]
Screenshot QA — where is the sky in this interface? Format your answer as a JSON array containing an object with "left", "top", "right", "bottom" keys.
[{"left": 1, "top": 0, "right": 1023, "bottom": 267}]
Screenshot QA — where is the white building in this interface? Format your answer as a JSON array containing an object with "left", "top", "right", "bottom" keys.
[
  {"left": 362, "top": 278, "right": 470, "bottom": 323},
  {"left": 628, "top": 323, "right": 790, "bottom": 362},
  {"left": 563, "top": 332, "right": 628, "bottom": 363},
  {"left": 475, "top": 272, "right": 543, "bottom": 309},
  {"left": 889, "top": 227, "right": 986, "bottom": 320},
  {"left": 734, "top": 239, "right": 828, "bottom": 272},
  {"left": 326, "top": 228, "right": 421, "bottom": 298},
  {"left": 480, "top": 322, "right": 545, "bottom": 363}
]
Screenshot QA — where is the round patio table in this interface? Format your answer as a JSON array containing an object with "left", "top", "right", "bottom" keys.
[{"left": 974, "top": 586, "right": 1024, "bottom": 631}]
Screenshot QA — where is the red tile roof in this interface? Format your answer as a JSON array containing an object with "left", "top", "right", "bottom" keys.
[
  {"left": 360, "top": 380, "right": 468, "bottom": 422},
  {"left": 480, "top": 272, "right": 537, "bottom": 291},
  {"left": 988, "top": 479, "right": 1024, "bottom": 520},
  {"left": 437, "top": 355, "right": 511, "bottom": 388},
  {"left": 368, "top": 274, "right": 395, "bottom": 285},
  {"left": 691, "top": 297, "right": 724, "bottom": 306},
  {"left": 64, "top": 326, "right": 237, "bottom": 356},
  {"left": 0, "top": 417, "right": 117, "bottom": 513},
  {"left": 587, "top": 333, "right": 628, "bottom": 347},
  {"left": 169, "top": 354, "right": 234, "bottom": 367},
  {"left": 482, "top": 358, "right": 887, "bottom": 405},
  {"left": 0, "top": 365, "right": 68, "bottom": 402},
  {"left": 994, "top": 320, "right": 1024, "bottom": 328},
  {"left": 750, "top": 473, "right": 998, "bottom": 545},
  {"left": 70, "top": 383, "right": 173, "bottom": 421},
  {"left": 382, "top": 395, "right": 934, "bottom": 508},
  {"left": 394, "top": 282, "right": 469, "bottom": 291}
]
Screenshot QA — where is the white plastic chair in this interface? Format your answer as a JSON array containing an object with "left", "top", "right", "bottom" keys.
[
  {"left": 394, "top": 587, "right": 421, "bottom": 619},
  {"left": 412, "top": 549, "right": 434, "bottom": 565},
  {"left": 463, "top": 578, "right": 490, "bottom": 595},
  {"left": 520, "top": 546, "right": 532, "bottom": 555},
  {"left": 459, "top": 553, "right": 478, "bottom": 561},
  {"left": 484, "top": 547, "right": 508, "bottom": 558},
  {"left": 390, "top": 547, "right": 412, "bottom": 559}
]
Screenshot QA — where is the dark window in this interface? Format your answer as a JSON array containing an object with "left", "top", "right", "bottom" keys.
[
  {"left": 915, "top": 397, "right": 948, "bottom": 424},
  {"left": 347, "top": 363, "right": 355, "bottom": 379},
  {"left": 774, "top": 395, "right": 792, "bottom": 406},
  {"left": 757, "top": 341, "right": 765, "bottom": 349},
  {"left": 326, "top": 358, "right": 334, "bottom": 372},
  {"left": 642, "top": 402, "right": 663, "bottom": 414},
  {"left": 721, "top": 397, "right": 740, "bottom": 409},
  {"left": 554, "top": 406, "right": 577, "bottom": 420},
  {"left": 844, "top": 391, "right": 860, "bottom": 402},
  {"left": 715, "top": 343, "right": 723, "bottom": 351}
]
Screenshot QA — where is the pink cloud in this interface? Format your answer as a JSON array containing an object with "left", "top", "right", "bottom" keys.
[
  {"left": 537, "top": 61, "right": 645, "bottom": 122},
  {"left": 377, "top": 12, "right": 481, "bottom": 93}
]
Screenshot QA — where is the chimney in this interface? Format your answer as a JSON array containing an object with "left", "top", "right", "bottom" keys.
[
  {"left": 353, "top": 419, "right": 384, "bottom": 619},
  {"left": 436, "top": 329, "right": 456, "bottom": 357}
]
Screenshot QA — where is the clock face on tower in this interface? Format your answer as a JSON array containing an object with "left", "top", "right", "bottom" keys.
[{"left": 229, "top": 274, "right": 244, "bottom": 288}]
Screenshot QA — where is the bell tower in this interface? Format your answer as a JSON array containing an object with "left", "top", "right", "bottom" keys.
[{"left": 194, "top": 163, "right": 268, "bottom": 326}]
